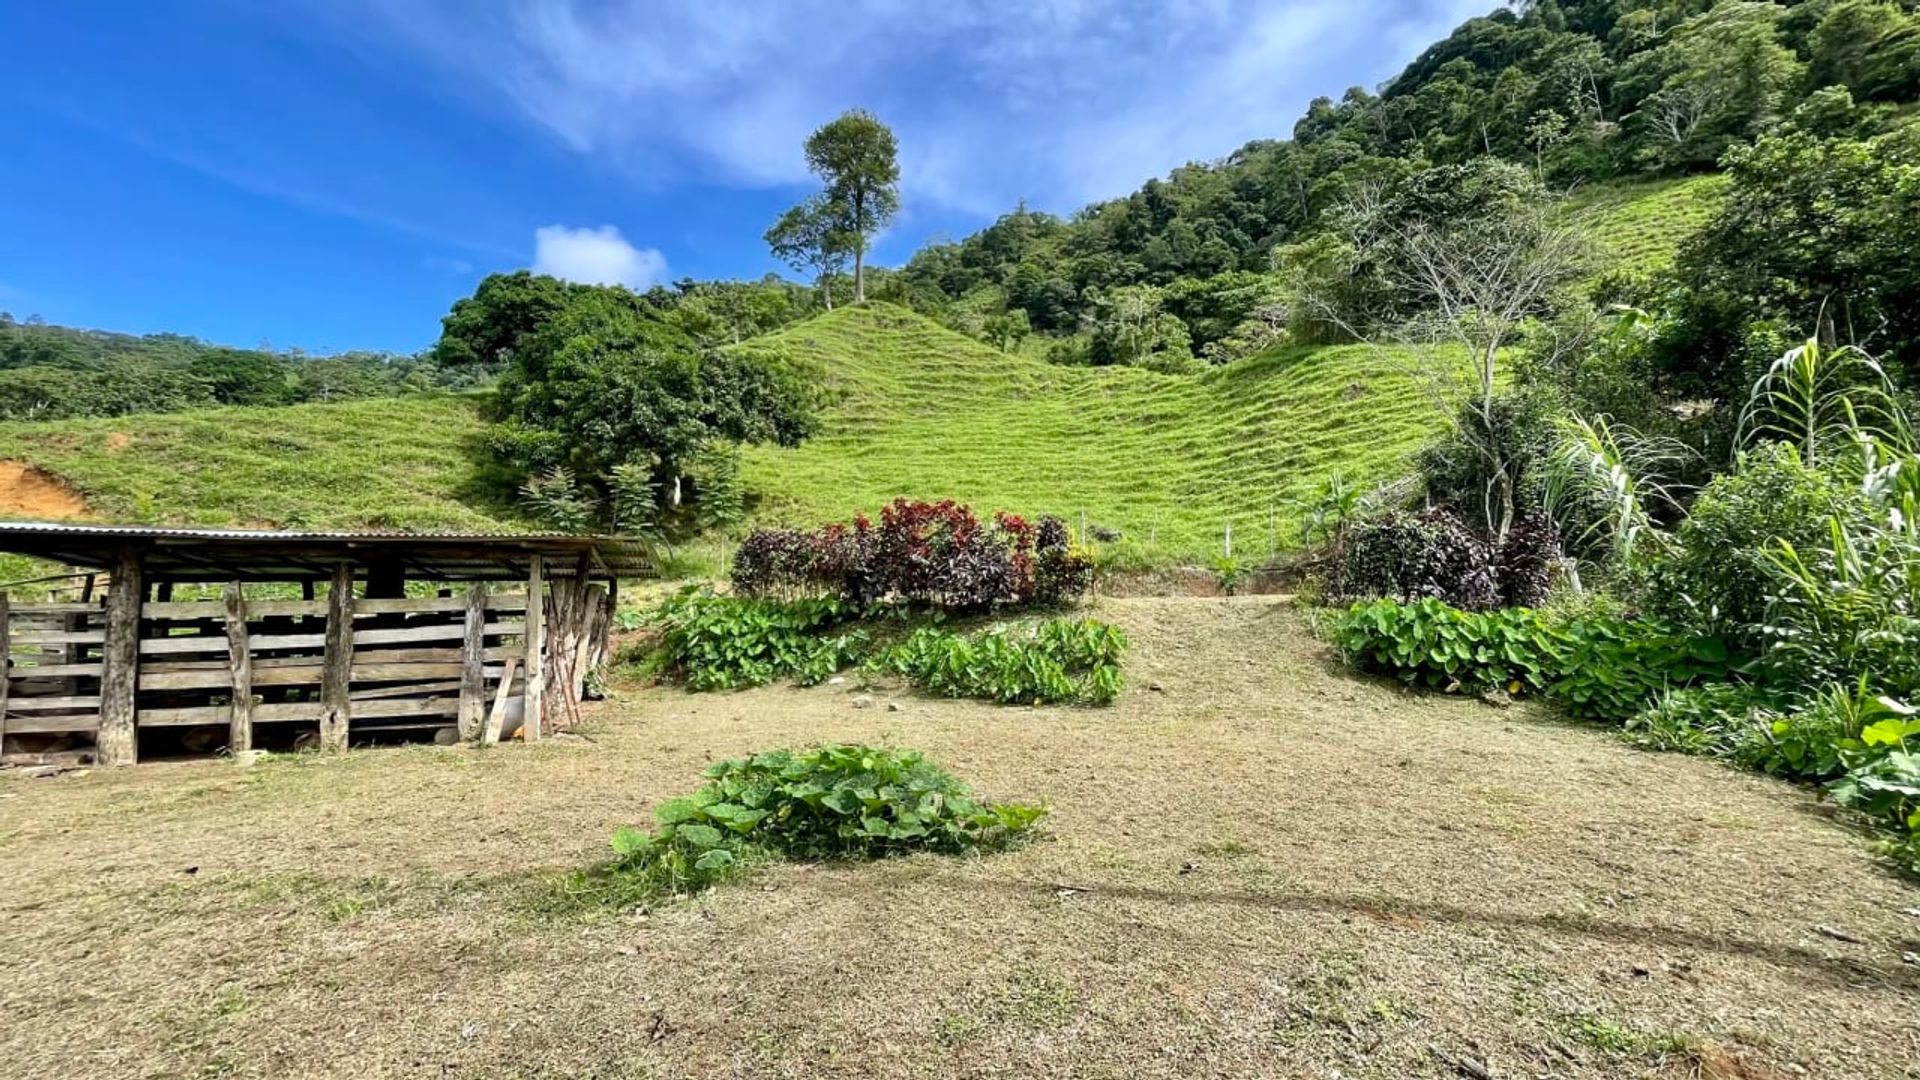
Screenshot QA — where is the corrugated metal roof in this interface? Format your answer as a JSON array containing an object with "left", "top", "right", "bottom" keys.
[
  {"left": 0, "top": 521, "right": 585, "bottom": 541},
  {"left": 0, "top": 520, "right": 657, "bottom": 580}
]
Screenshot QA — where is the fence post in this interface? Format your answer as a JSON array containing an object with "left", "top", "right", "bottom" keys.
[
  {"left": 524, "top": 555, "right": 546, "bottom": 742},
  {"left": 319, "top": 563, "right": 354, "bottom": 750},
  {"left": 457, "top": 582, "right": 488, "bottom": 742},
  {"left": 1224, "top": 522, "right": 1233, "bottom": 560},
  {"left": 223, "top": 581, "right": 253, "bottom": 754},
  {"left": 98, "top": 544, "right": 145, "bottom": 766}
]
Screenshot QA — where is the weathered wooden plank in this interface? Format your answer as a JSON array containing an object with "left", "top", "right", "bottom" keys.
[
  {"left": 349, "top": 621, "right": 522, "bottom": 647},
  {"left": 140, "top": 666, "right": 315, "bottom": 691},
  {"left": 329, "top": 646, "right": 462, "bottom": 665},
  {"left": 483, "top": 595, "right": 529, "bottom": 613},
  {"left": 139, "top": 698, "right": 463, "bottom": 727},
  {"left": 524, "top": 556, "right": 545, "bottom": 742},
  {"left": 458, "top": 583, "right": 487, "bottom": 741},
  {"left": 9, "top": 662, "right": 105, "bottom": 679},
  {"left": 8, "top": 603, "right": 105, "bottom": 615},
  {"left": 352, "top": 595, "right": 469, "bottom": 614},
  {"left": 4, "top": 694, "right": 104, "bottom": 711},
  {"left": 145, "top": 599, "right": 327, "bottom": 620},
  {"left": 142, "top": 632, "right": 326, "bottom": 655},
  {"left": 98, "top": 546, "right": 144, "bottom": 766},
  {"left": 10, "top": 629, "right": 108, "bottom": 645},
  {"left": 484, "top": 657, "right": 518, "bottom": 745},
  {"left": 350, "top": 680, "right": 464, "bottom": 702},
  {"left": 2, "top": 714, "right": 101, "bottom": 734},
  {"left": 320, "top": 565, "right": 354, "bottom": 750},
  {"left": 223, "top": 582, "right": 253, "bottom": 754}
]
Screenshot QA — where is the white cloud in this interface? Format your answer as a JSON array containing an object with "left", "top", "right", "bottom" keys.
[
  {"left": 282, "top": 0, "right": 1493, "bottom": 214},
  {"left": 531, "top": 224, "right": 667, "bottom": 289}
]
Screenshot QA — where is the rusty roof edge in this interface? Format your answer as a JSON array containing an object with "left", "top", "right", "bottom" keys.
[{"left": 0, "top": 520, "right": 650, "bottom": 546}]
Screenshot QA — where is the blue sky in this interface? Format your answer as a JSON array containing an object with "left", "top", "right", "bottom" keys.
[{"left": 0, "top": 0, "right": 1490, "bottom": 354}]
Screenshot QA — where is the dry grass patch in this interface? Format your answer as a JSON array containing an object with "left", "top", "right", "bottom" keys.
[{"left": 2, "top": 598, "right": 1917, "bottom": 1079}]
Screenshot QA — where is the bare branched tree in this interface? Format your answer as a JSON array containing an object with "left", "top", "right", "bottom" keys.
[
  {"left": 1645, "top": 85, "right": 1712, "bottom": 148},
  {"left": 1300, "top": 183, "right": 1590, "bottom": 540}
]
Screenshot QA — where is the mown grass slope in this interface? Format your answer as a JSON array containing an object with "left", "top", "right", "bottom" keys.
[
  {"left": 738, "top": 305, "right": 1439, "bottom": 563},
  {"left": 0, "top": 395, "right": 515, "bottom": 531},
  {"left": 1563, "top": 172, "right": 1727, "bottom": 277}
]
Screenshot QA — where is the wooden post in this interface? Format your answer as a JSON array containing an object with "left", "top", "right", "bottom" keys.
[
  {"left": 483, "top": 657, "right": 517, "bottom": 745},
  {"left": 457, "top": 582, "right": 488, "bottom": 741},
  {"left": 319, "top": 563, "right": 354, "bottom": 750},
  {"left": 222, "top": 581, "right": 253, "bottom": 754},
  {"left": 98, "top": 545, "right": 145, "bottom": 766},
  {"left": 523, "top": 556, "right": 545, "bottom": 742},
  {"left": 0, "top": 595, "right": 11, "bottom": 751}
]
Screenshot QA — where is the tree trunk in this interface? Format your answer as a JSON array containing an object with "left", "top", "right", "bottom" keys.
[
  {"left": 853, "top": 190, "right": 867, "bottom": 303},
  {"left": 823, "top": 275, "right": 834, "bottom": 311}
]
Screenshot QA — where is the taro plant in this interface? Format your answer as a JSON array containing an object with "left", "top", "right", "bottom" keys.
[
  {"left": 637, "top": 585, "right": 868, "bottom": 690},
  {"left": 545, "top": 745, "right": 1047, "bottom": 912},
  {"left": 1335, "top": 597, "right": 1731, "bottom": 721},
  {"left": 876, "top": 618, "right": 1127, "bottom": 705}
]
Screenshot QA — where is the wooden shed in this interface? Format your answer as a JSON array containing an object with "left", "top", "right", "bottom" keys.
[{"left": 0, "top": 522, "right": 654, "bottom": 766}]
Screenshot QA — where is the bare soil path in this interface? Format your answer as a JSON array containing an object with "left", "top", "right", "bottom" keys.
[{"left": 2, "top": 598, "right": 1916, "bottom": 1079}]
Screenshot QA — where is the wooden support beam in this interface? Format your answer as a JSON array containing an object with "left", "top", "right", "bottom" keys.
[
  {"left": 457, "top": 582, "right": 487, "bottom": 741},
  {"left": 223, "top": 581, "right": 253, "bottom": 754},
  {"left": 523, "top": 556, "right": 545, "bottom": 742},
  {"left": 319, "top": 564, "right": 354, "bottom": 750},
  {"left": 0, "top": 595, "right": 11, "bottom": 748},
  {"left": 98, "top": 545, "right": 145, "bottom": 766},
  {"left": 484, "top": 658, "right": 518, "bottom": 745}
]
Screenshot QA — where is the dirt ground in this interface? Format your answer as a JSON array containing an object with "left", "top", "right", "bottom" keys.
[
  {"left": 3, "top": 597, "right": 1918, "bottom": 1080},
  {"left": 0, "top": 459, "right": 90, "bottom": 519}
]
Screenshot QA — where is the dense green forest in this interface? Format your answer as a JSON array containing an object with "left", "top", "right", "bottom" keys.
[
  {"left": 0, "top": 315, "right": 466, "bottom": 421},
  {"left": 875, "top": 0, "right": 1920, "bottom": 375}
]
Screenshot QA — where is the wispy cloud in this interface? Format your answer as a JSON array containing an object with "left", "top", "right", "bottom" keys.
[
  {"left": 531, "top": 224, "right": 667, "bottom": 289},
  {"left": 421, "top": 255, "right": 475, "bottom": 276},
  {"left": 281, "top": 0, "right": 1492, "bottom": 215}
]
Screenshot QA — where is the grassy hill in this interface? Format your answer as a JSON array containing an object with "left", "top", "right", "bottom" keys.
[
  {"left": 737, "top": 305, "right": 1440, "bottom": 565},
  {"left": 0, "top": 176, "right": 1726, "bottom": 578},
  {"left": 0, "top": 395, "right": 514, "bottom": 531},
  {"left": 1563, "top": 173, "right": 1728, "bottom": 276}
]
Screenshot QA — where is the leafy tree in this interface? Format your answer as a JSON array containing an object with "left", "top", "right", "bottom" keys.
[
  {"left": 764, "top": 194, "right": 852, "bottom": 309},
  {"left": 1084, "top": 286, "right": 1196, "bottom": 373},
  {"left": 188, "top": 348, "right": 297, "bottom": 406},
  {"left": 983, "top": 309, "right": 1032, "bottom": 353},
  {"left": 491, "top": 288, "right": 815, "bottom": 525},
  {"left": 803, "top": 110, "right": 901, "bottom": 304},
  {"left": 1810, "top": 0, "right": 1920, "bottom": 103},
  {"left": 431, "top": 270, "right": 585, "bottom": 374},
  {"left": 1666, "top": 123, "right": 1920, "bottom": 392}
]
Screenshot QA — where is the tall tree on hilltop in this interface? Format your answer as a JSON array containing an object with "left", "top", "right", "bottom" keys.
[
  {"left": 764, "top": 193, "right": 852, "bottom": 310},
  {"left": 803, "top": 109, "right": 900, "bottom": 304}
]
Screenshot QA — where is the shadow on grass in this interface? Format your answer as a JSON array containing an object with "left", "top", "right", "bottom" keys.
[{"left": 967, "top": 877, "right": 1920, "bottom": 992}]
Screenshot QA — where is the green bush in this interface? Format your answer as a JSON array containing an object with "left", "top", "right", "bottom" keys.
[
  {"left": 1625, "top": 682, "right": 1782, "bottom": 757},
  {"left": 877, "top": 619, "right": 1127, "bottom": 705},
  {"left": 546, "top": 745, "right": 1046, "bottom": 911},
  {"left": 1642, "top": 443, "right": 1872, "bottom": 645},
  {"left": 639, "top": 585, "right": 867, "bottom": 691},
  {"left": 1335, "top": 598, "right": 1731, "bottom": 722}
]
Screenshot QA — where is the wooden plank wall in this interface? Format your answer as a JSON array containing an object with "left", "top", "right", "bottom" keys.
[{"left": 0, "top": 577, "right": 617, "bottom": 764}]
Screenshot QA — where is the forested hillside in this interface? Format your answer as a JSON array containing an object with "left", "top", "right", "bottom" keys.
[
  {"left": 874, "top": 0, "right": 1919, "bottom": 367},
  {"left": 0, "top": 316, "right": 474, "bottom": 421}
]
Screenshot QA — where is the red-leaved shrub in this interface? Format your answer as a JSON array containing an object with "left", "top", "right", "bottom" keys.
[{"left": 732, "top": 499, "right": 1092, "bottom": 611}]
